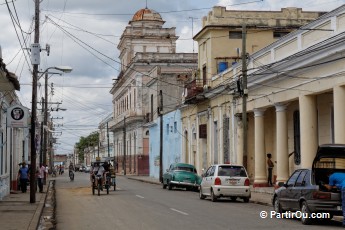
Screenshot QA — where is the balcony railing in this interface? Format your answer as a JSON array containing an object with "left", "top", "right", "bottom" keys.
[
  {"left": 183, "top": 78, "right": 211, "bottom": 104},
  {"left": 184, "top": 79, "right": 203, "bottom": 99}
]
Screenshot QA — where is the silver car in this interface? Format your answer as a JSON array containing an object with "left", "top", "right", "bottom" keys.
[{"left": 199, "top": 164, "right": 251, "bottom": 202}]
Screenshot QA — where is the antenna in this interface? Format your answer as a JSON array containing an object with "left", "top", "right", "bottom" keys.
[{"left": 189, "top": 17, "right": 197, "bottom": 53}]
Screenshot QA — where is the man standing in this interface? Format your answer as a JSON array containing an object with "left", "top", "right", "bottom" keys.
[
  {"left": 267, "top": 153, "right": 274, "bottom": 186},
  {"left": 92, "top": 162, "right": 105, "bottom": 190},
  {"left": 18, "top": 162, "right": 29, "bottom": 193}
]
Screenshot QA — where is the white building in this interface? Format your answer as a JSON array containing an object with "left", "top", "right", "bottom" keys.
[
  {"left": 0, "top": 48, "right": 25, "bottom": 199},
  {"left": 109, "top": 8, "right": 197, "bottom": 175}
]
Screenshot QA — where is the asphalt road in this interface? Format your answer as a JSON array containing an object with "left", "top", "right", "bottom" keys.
[{"left": 54, "top": 172, "right": 341, "bottom": 230}]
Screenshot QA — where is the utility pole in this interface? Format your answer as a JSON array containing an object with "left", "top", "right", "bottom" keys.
[
  {"left": 43, "top": 72, "right": 48, "bottom": 167},
  {"left": 107, "top": 121, "right": 110, "bottom": 157},
  {"left": 241, "top": 23, "right": 248, "bottom": 168},
  {"left": 30, "top": 0, "right": 40, "bottom": 203},
  {"left": 123, "top": 117, "right": 126, "bottom": 175},
  {"left": 159, "top": 90, "right": 163, "bottom": 183},
  {"left": 97, "top": 141, "right": 100, "bottom": 157},
  {"left": 39, "top": 97, "right": 44, "bottom": 165}
]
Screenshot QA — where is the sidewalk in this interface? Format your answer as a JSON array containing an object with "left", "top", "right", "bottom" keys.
[
  {"left": 126, "top": 175, "right": 274, "bottom": 206},
  {"left": 0, "top": 183, "right": 48, "bottom": 230}
]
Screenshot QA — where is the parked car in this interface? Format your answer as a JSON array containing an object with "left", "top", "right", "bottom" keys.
[
  {"left": 84, "top": 166, "right": 91, "bottom": 173},
  {"left": 162, "top": 163, "right": 201, "bottom": 191},
  {"left": 199, "top": 164, "right": 251, "bottom": 202},
  {"left": 79, "top": 166, "right": 86, "bottom": 172},
  {"left": 272, "top": 144, "right": 345, "bottom": 225}
]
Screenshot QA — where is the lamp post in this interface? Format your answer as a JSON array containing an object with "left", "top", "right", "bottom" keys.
[{"left": 42, "top": 66, "right": 72, "bottom": 173}]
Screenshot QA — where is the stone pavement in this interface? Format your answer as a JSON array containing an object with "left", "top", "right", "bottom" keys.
[
  {"left": 0, "top": 175, "right": 274, "bottom": 230},
  {"left": 0, "top": 175, "right": 342, "bottom": 230},
  {"left": 0, "top": 183, "right": 48, "bottom": 230}
]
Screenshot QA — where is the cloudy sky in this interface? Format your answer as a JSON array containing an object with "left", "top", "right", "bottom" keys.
[{"left": 1, "top": 0, "right": 344, "bottom": 155}]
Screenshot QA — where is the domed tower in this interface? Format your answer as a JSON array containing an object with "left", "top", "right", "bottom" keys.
[
  {"left": 131, "top": 8, "right": 164, "bottom": 26},
  {"left": 118, "top": 8, "right": 178, "bottom": 72}
]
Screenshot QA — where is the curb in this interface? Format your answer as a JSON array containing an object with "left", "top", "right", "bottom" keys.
[
  {"left": 127, "top": 177, "right": 161, "bottom": 185},
  {"left": 28, "top": 184, "right": 49, "bottom": 230}
]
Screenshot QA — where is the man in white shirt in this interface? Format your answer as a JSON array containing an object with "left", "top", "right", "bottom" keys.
[
  {"left": 92, "top": 162, "right": 105, "bottom": 190},
  {"left": 37, "top": 163, "right": 46, "bottom": 193}
]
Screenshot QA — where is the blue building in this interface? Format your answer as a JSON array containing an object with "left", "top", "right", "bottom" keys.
[{"left": 149, "top": 110, "right": 182, "bottom": 179}]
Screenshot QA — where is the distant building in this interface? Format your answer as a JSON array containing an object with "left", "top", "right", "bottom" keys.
[
  {"left": 109, "top": 8, "right": 197, "bottom": 175},
  {"left": 148, "top": 110, "right": 182, "bottom": 179}
]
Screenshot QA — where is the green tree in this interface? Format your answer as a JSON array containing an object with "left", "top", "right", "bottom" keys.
[{"left": 75, "top": 132, "right": 99, "bottom": 161}]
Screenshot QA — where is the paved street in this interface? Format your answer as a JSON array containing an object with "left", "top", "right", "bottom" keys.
[{"left": 53, "top": 172, "right": 342, "bottom": 230}]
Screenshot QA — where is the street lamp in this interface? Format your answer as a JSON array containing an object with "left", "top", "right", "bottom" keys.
[
  {"left": 42, "top": 66, "right": 72, "bottom": 173},
  {"left": 30, "top": 65, "right": 72, "bottom": 202}
]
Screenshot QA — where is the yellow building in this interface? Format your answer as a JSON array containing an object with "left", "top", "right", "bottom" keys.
[{"left": 181, "top": 6, "right": 326, "bottom": 184}]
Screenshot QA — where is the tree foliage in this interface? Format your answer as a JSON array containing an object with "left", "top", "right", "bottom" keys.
[{"left": 75, "top": 131, "right": 99, "bottom": 161}]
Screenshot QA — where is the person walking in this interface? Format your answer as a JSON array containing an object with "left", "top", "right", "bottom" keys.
[
  {"left": 37, "top": 163, "right": 46, "bottom": 193},
  {"left": 17, "top": 162, "right": 29, "bottom": 193},
  {"left": 267, "top": 153, "right": 274, "bottom": 186}
]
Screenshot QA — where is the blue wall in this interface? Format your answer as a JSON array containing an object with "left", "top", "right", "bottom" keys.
[{"left": 149, "top": 110, "right": 182, "bottom": 179}]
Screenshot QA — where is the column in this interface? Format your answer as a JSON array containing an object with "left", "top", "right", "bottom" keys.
[
  {"left": 275, "top": 104, "right": 289, "bottom": 183},
  {"left": 299, "top": 95, "right": 318, "bottom": 168},
  {"left": 218, "top": 106, "right": 223, "bottom": 164},
  {"left": 236, "top": 115, "right": 243, "bottom": 165},
  {"left": 334, "top": 85, "right": 345, "bottom": 143},
  {"left": 196, "top": 114, "right": 201, "bottom": 172},
  {"left": 254, "top": 108, "right": 266, "bottom": 186}
]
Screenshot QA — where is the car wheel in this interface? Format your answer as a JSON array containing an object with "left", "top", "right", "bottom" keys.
[
  {"left": 211, "top": 189, "right": 217, "bottom": 202},
  {"left": 199, "top": 187, "right": 206, "bottom": 200},
  {"left": 230, "top": 196, "right": 237, "bottom": 201},
  {"left": 243, "top": 197, "right": 250, "bottom": 203},
  {"left": 273, "top": 196, "right": 282, "bottom": 214},
  {"left": 301, "top": 201, "right": 313, "bottom": 225}
]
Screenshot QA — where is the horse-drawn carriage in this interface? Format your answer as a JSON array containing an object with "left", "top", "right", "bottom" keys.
[{"left": 90, "top": 157, "right": 116, "bottom": 196}]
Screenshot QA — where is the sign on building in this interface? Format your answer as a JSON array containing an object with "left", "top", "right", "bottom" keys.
[{"left": 7, "top": 105, "right": 29, "bottom": 128}]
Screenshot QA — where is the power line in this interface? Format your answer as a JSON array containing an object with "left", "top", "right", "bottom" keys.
[{"left": 41, "top": 0, "right": 264, "bottom": 16}]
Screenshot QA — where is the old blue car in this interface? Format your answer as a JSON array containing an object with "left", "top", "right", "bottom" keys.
[{"left": 162, "top": 163, "right": 201, "bottom": 191}]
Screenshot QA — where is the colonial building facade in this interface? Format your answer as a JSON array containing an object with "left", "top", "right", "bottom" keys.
[
  {"left": 181, "top": 6, "right": 326, "bottom": 183},
  {"left": 109, "top": 8, "right": 197, "bottom": 175},
  {"left": 0, "top": 52, "right": 24, "bottom": 199}
]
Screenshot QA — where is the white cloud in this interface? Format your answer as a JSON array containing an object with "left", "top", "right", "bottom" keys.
[{"left": 2, "top": 0, "right": 345, "bottom": 154}]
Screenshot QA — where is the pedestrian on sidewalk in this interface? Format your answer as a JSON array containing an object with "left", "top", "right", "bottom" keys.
[
  {"left": 37, "top": 163, "right": 46, "bottom": 193},
  {"left": 17, "top": 162, "right": 29, "bottom": 193},
  {"left": 267, "top": 153, "right": 274, "bottom": 186}
]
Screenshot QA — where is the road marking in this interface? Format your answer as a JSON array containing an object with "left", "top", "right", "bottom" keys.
[
  {"left": 136, "top": 195, "right": 144, "bottom": 199},
  {"left": 170, "top": 208, "right": 189, "bottom": 215}
]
